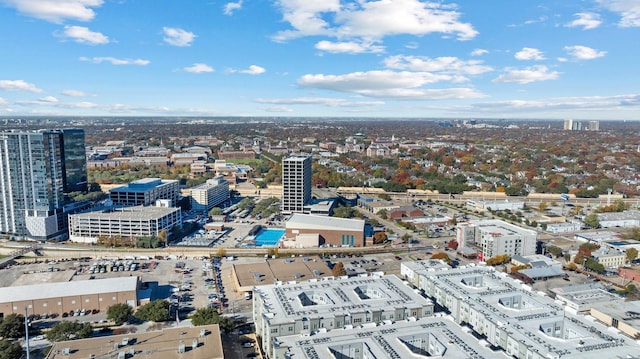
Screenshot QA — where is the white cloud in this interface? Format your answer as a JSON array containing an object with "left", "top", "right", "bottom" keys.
[
  {"left": 1, "top": 0, "right": 103, "bottom": 23},
  {"left": 162, "top": 27, "right": 196, "bottom": 47},
  {"left": 0, "top": 97, "right": 5, "bottom": 105},
  {"left": 0, "top": 80, "right": 43, "bottom": 93},
  {"left": 470, "top": 48, "right": 488, "bottom": 56},
  {"left": 564, "top": 45, "right": 607, "bottom": 60},
  {"left": 272, "top": 0, "right": 477, "bottom": 42},
  {"left": 183, "top": 63, "right": 214, "bottom": 73},
  {"left": 38, "top": 96, "right": 58, "bottom": 103},
  {"left": 514, "top": 47, "right": 546, "bottom": 61},
  {"left": 255, "top": 97, "right": 384, "bottom": 107},
  {"left": 315, "top": 40, "right": 385, "bottom": 54},
  {"left": 224, "top": 0, "right": 243, "bottom": 15},
  {"left": 466, "top": 94, "right": 640, "bottom": 113},
  {"left": 61, "top": 25, "right": 109, "bottom": 44},
  {"left": 383, "top": 55, "right": 493, "bottom": 76},
  {"left": 79, "top": 56, "right": 150, "bottom": 65},
  {"left": 297, "top": 70, "right": 485, "bottom": 100},
  {"left": 263, "top": 106, "right": 294, "bottom": 113},
  {"left": 493, "top": 65, "right": 559, "bottom": 84},
  {"left": 241, "top": 65, "right": 266, "bottom": 75},
  {"left": 565, "top": 12, "right": 602, "bottom": 30},
  {"left": 597, "top": 0, "right": 640, "bottom": 27},
  {"left": 228, "top": 65, "right": 266, "bottom": 75},
  {"left": 61, "top": 89, "right": 87, "bottom": 97}
]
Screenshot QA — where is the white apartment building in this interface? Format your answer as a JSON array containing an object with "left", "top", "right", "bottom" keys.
[
  {"left": 68, "top": 205, "right": 182, "bottom": 244},
  {"left": 253, "top": 275, "right": 433, "bottom": 355},
  {"left": 456, "top": 219, "right": 536, "bottom": 260},
  {"left": 281, "top": 154, "right": 312, "bottom": 214},
  {"left": 402, "top": 261, "right": 640, "bottom": 359},
  {"left": 189, "top": 176, "right": 229, "bottom": 212}
]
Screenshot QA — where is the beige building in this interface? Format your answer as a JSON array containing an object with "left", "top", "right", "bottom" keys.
[
  {"left": 590, "top": 301, "right": 640, "bottom": 339},
  {"left": 285, "top": 214, "right": 365, "bottom": 247},
  {"left": 46, "top": 324, "right": 223, "bottom": 359},
  {"left": 230, "top": 256, "right": 332, "bottom": 294},
  {"left": 0, "top": 276, "right": 139, "bottom": 317},
  {"left": 592, "top": 248, "right": 626, "bottom": 268}
]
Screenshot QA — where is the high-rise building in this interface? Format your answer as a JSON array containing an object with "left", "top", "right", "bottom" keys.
[
  {"left": 281, "top": 154, "right": 312, "bottom": 214},
  {"left": 60, "top": 129, "right": 88, "bottom": 193},
  {"left": 0, "top": 129, "right": 86, "bottom": 240}
]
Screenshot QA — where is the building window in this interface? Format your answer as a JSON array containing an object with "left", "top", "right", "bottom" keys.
[
  {"left": 71, "top": 301, "right": 76, "bottom": 305},
  {"left": 288, "top": 326, "right": 293, "bottom": 332},
  {"left": 43, "top": 303, "right": 47, "bottom": 307},
  {"left": 271, "top": 328, "right": 278, "bottom": 334}
]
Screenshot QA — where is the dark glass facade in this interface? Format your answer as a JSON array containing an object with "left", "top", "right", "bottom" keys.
[{"left": 60, "top": 129, "right": 88, "bottom": 193}]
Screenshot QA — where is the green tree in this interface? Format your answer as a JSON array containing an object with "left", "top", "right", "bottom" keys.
[
  {"left": 333, "top": 205, "right": 357, "bottom": 218},
  {"left": 107, "top": 303, "right": 134, "bottom": 326},
  {"left": 0, "top": 314, "right": 25, "bottom": 339},
  {"left": 135, "top": 300, "right": 170, "bottom": 322},
  {"left": 583, "top": 213, "right": 600, "bottom": 229},
  {"left": 0, "top": 338, "right": 23, "bottom": 359},
  {"left": 376, "top": 209, "right": 387, "bottom": 219},
  {"left": 626, "top": 248, "right": 639, "bottom": 262},
  {"left": 46, "top": 321, "right": 92, "bottom": 342},
  {"left": 332, "top": 262, "right": 347, "bottom": 277},
  {"left": 401, "top": 233, "right": 411, "bottom": 244},
  {"left": 190, "top": 307, "right": 234, "bottom": 332},
  {"left": 208, "top": 207, "right": 223, "bottom": 216},
  {"left": 545, "top": 245, "right": 563, "bottom": 258}
]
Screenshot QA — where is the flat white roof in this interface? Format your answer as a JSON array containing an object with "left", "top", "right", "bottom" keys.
[
  {"left": 286, "top": 213, "right": 364, "bottom": 231},
  {"left": 0, "top": 276, "right": 139, "bottom": 303}
]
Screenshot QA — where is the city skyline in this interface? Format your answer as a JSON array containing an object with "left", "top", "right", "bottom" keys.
[{"left": 1, "top": 0, "right": 639, "bottom": 120}]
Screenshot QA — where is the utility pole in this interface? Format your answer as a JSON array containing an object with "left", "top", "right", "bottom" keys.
[{"left": 24, "top": 307, "right": 30, "bottom": 359}]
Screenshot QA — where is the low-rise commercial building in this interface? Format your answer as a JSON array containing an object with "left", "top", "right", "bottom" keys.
[
  {"left": 109, "top": 178, "right": 180, "bottom": 207},
  {"left": 0, "top": 276, "right": 139, "bottom": 317},
  {"left": 597, "top": 210, "right": 640, "bottom": 228},
  {"left": 285, "top": 214, "right": 365, "bottom": 247},
  {"left": 68, "top": 205, "right": 182, "bottom": 244},
  {"left": 551, "top": 283, "right": 623, "bottom": 312},
  {"left": 466, "top": 198, "right": 524, "bottom": 212},
  {"left": 592, "top": 248, "right": 627, "bottom": 269},
  {"left": 253, "top": 275, "right": 433, "bottom": 355},
  {"left": 189, "top": 176, "right": 230, "bottom": 212},
  {"left": 46, "top": 324, "right": 223, "bottom": 359},
  {"left": 591, "top": 300, "right": 640, "bottom": 339}
]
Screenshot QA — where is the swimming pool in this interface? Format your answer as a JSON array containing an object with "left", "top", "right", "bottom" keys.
[{"left": 254, "top": 229, "right": 285, "bottom": 247}]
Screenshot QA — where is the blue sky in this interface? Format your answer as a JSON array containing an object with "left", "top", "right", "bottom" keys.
[{"left": 1, "top": 0, "right": 639, "bottom": 120}]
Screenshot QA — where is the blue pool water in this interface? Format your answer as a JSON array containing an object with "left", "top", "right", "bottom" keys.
[{"left": 254, "top": 229, "right": 285, "bottom": 247}]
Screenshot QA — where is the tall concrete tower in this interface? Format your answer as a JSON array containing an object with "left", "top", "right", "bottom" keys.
[{"left": 281, "top": 154, "right": 312, "bottom": 214}]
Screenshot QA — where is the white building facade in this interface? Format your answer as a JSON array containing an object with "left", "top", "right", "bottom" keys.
[
  {"left": 457, "top": 219, "right": 537, "bottom": 260},
  {"left": 190, "top": 176, "right": 229, "bottom": 212},
  {"left": 68, "top": 205, "right": 182, "bottom": 244}
]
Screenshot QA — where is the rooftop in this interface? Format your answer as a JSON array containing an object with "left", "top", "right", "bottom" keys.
[
  {"left": 110, "top": 178, "right": 178, "bottom": 193},
  {"left": 286, "top": 214, "right": 364, "bottom": 231},
  {"left": 71, "top": 206, "right": 180, "bottom": 221},
  {"left": 0, "top": 276, "right": 139, "bottom": 303},
  {"left": 46, "top": 324, "right": 223, "bottom": 359},
  {"left": 411, "top": 263, "right": 640, "bottom": 358},
  {"left": 254, "top": 275, "right": 430, "bottom": 325},
  {"left": 274, "top": 318, "right": 498, "bottom": 359},
  {"left": 233, "top": 256, "right": 332, "bottom": 289}
]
